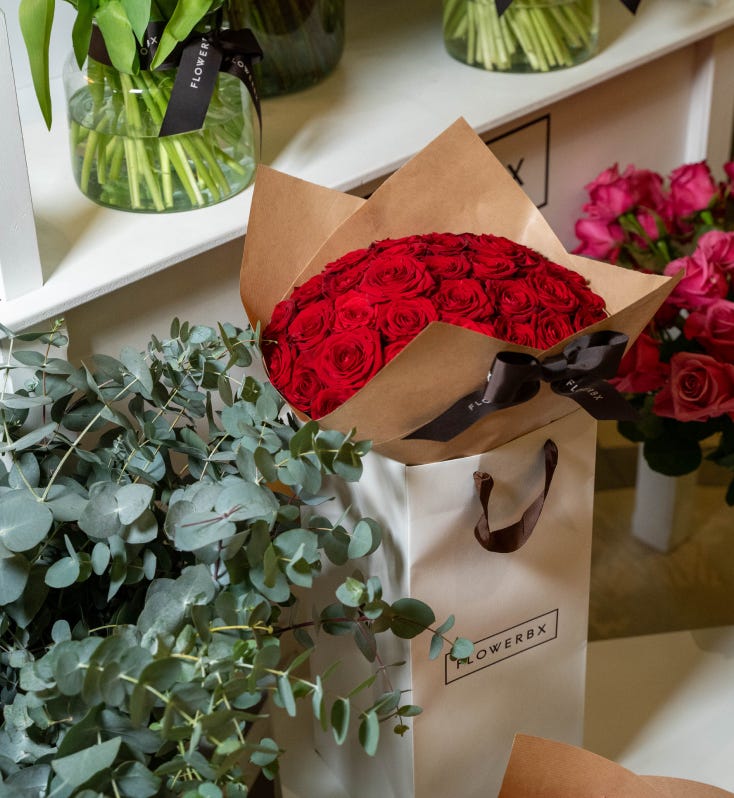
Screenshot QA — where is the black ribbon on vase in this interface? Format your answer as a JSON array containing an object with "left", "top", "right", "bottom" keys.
[
  {"left": 88, "top": 23, "right": 263, "bottom": 138},
  {"left": 407, "top": 330, "right": 638, "bottom": 443},
  {"left": 495, "top": 0, "right": 641, "bottom": 15}
]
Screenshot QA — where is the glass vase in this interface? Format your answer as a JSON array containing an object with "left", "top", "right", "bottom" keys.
[
  {"left": 63, "top": 55, "right": 257, "bottom": 213},
  {"left": 226, "top": 0, "right": 345, "bottom": 97},
  {"left": 442, "top": 0, "right": 599, "bottom": 73}
]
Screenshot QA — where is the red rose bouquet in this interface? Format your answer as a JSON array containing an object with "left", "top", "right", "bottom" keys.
[
  {"left": 241, "top": 119, "right": 677, "bottom": 465},
  {"left": 575, "top": 159, "right": 734, "bottom": 501},
  {"left": 262, "top": 232, "right": 608, "bottom": 419}
]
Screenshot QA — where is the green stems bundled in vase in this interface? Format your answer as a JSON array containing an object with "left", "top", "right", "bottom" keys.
[
  {"left": 225, "top": 0, "right": 344, "bottom": 96},
  {"left": 443, "top": 0, "right": 598, "bottom": 73},
  {"left": 67, "top": 59, "right": 256, "bottom": 212}
]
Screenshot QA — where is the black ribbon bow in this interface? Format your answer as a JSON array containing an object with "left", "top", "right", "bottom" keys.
[
  {"left": 496, "top": 0, "right": 640, "bottom": 15},
  {"left": 407, "top": 330, "right": 638, "bottom": 443},
  {"left": 89, "top": 23, "right": 262, "bottom": 139}
]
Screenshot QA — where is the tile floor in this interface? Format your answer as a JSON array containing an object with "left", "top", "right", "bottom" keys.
[{"left": 590, "top": 422, "right": 734, "bottom": 641}]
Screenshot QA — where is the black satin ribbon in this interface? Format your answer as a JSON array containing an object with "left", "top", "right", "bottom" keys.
[
  {"left": 159, "top": 28, "right": 262, "bottom": 137},
  {"left": 496, "top": 0, "right": 640, "bottom": 15},
  {"left": 89, "top": 24, "right": 262, "bottom": 139},
  {"left": 407, "top": 330, "right": 638, "bottom": 443},
  {"left": 474, "top": 439, "right": 558, "bottom": 553}
]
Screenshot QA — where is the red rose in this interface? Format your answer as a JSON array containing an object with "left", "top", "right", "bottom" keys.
[
  {"left": 378, "top": 297, "right": 438, "bottom": 341},
  {"left": 528, "top": 271, "right": 581, "bottom": 313},
  {"left": 668, "top": 162, "right": 718, "bottom": 218},
  {"left": 334, "top": 291, "right": 378, "bottom": 331},
  {"left": 290, "top": 274, "right": 325, "bottom": 307},
  {"left": 611, "top": 332, "right": 670, "bottom": 394},
  {"left": 311, "top": 386, "right": 353, "bottom": 419},
  {"left": 445, "top": 317, "right": 497, "bottom": 337},
  {"left": 369, "top": 235, "right": 428, "bottom": 257},
  {"left": 315, "top": 328, "right": 384, "bottom": 393},
  {"left": 289, "top": 299, "right": 334, "bottom": 350},
  {"left": 265, "top": 299, "right": 296, "bottom": 336},
  {"left": 434, "top": 278, "right": 491, "bottom": 321},
  {"left": 359, "top": 255, "right": 435, "bottom": 300},
  {"left": 263, "top": 338, "right": 293, "bottom": 390},
  {"left": 535, "top": 311, "right": 576, "bottom": 348},
  {"left": 322, "top": 250, "right": 370, "bottom": 297},
  {"left": 495, "top": 280, "right": 539, "bottom": 321},
  {"left": 285, "top": 361, "right": 324, "bottom": 413},
  {"left": 470, "top": 235, "right": 543, "bottom": 268},
  {"left": 574, "top": 304, "right": 608, "bottom": 329},
  {"left": 684, "top": 299, "right": 734, "bottom": 361},
  {"left": 421, "top": 232, "right": 470, "bottom": 253},
  {"left": 470, "top": 254, "right": 519, "bottom": 280},
  {"left": 423, "top": 252, "right": 472, "bottom": 279},
  {"left": 653, "top": 352, "right": 734, "bottom": 422},
  {"left": 499, "top": 320, "right": 537, "bottom": 348}
]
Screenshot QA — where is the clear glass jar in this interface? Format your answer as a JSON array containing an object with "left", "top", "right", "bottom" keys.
[
  {"left": 63, "top": 55, "right": 257, "bottom": 213},
  {"left": 443, "top": 0, "right": 599, "bottom": 73},
  {"left": 226, "top": 0, "right": 345, "bottom": 97}
]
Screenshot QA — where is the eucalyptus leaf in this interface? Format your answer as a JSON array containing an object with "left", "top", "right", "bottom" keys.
[
  {"left": 0, "top": 553, "right": 31, "bottom": 604},
  {"left": 0, "top": 492, "right": 53, "bottom": 552},
  {"left": 116, "top": 483, "right": 154, "bottom": 525},
  {"left": 51, "top": 737, "right": 121, "bottom": 790}
]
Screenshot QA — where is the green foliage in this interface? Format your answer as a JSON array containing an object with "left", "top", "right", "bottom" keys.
[
  {"left": 17, "top": 0, "right": 225, "bottom": 128},
  {"left": 0, "top": 320, "right": 472, "bottom": 796}
]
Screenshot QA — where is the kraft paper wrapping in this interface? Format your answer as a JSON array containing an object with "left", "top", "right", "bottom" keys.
[
  {"left": 240, "top": 118, "right": 678, "bottom": 465},
  {"left": 498, "top": 736, "right": 733, "bottom": 798}
]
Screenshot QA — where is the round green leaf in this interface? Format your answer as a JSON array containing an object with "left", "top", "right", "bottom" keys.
[
  {"left": 116, "top": 483, "right": 154, "bottom": 525},
  {"left": 51, "top": 737, "right": 121, "bottom": 789},
  {"left": 91, "top": 542, "right": 111, "bottom": 575},
  {"left": 45, "top": 557, "right": 81, "bottom": 589},
  {"left": 0, "top": 553, "right": 30, "bottom": 604},
  {"left": 451, "top": 637, "right": 474, "bottom": 661},
  {"left": 389, "top": 598, "right": 435, "bottom": 639},
  {"left": 358, "top": 711, "right": 380, "bottom": 757},
  {"left": 330, "top": 698, "right": 350, "bottom": 746},
  {"left": 0, "top": 492, "right": 53, "bottom": 552}
]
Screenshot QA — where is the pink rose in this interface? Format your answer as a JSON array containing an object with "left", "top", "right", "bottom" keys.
[
  {"left": 663, "top": 252, "right": 728, "bottom": 310},
  {"left": 611, "top": 332, "right": 670, "bottom": 394},
  {"left": 653, "top": 352, "right": 734, "bottom": 422},
  {"left": 574, "top": 217, "right": 624, "bottom": 261},
  {"left": 668, "top": 162, "right": 718, "bottom": 218},
  {"left": 584, "top": 164, "right": 637, "bottom": 220},
  {"left": 629, "top": 168, "right": 667, "bottom": 213},
  {"left": 695, "top": 230, "right": 734, "bottom": 274},
  {"left": 684, "top": 299, "right": 734, "bottom": 361}
]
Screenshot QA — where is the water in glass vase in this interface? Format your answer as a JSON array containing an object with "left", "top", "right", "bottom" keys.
[
  {"left": 65, "top": 59, "right": 257, "bottom": 213},
  {"left": 443, "top": 0, "right": 599, "bottom": 73}
]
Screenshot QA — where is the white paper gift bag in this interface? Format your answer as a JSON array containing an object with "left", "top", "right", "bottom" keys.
[{"left": 308, "top": 408, "right": 597, "bottom": 798}]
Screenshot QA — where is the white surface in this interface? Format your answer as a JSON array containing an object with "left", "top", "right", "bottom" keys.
[
  {"left": 0, "top": 9, "right": 42, "bottom": 301},
  {"left": 584, "top": 625, "right": 734, "bottom": 791},
  {"left": 1, "top": 0, "right": 734, "bottom": 330}
]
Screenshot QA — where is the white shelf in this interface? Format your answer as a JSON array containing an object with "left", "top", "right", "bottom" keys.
[{"left": 2, "top": 0, "right": 734, "bottom": 331}]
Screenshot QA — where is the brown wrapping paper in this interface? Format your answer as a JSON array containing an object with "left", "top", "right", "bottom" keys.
[
  {"left": 498, "top": 735, "right": 733, "bottom": 798},
  {"left": 240, "top": 118, "right": 678, "bottom": 465}
]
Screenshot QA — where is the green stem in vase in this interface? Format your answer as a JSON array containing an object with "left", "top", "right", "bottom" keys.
[{"left": 443, "top": 0, "right": 596, "bottom": 72}]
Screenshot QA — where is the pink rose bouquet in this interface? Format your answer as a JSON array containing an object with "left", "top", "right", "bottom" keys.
[{"left": 575, "top": 159, "right": 734, "bottom": 501}]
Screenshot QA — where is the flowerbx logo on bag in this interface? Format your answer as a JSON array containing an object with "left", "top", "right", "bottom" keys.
[{"left": 445, "top": 610, "right": 558, "bottom": 684}]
